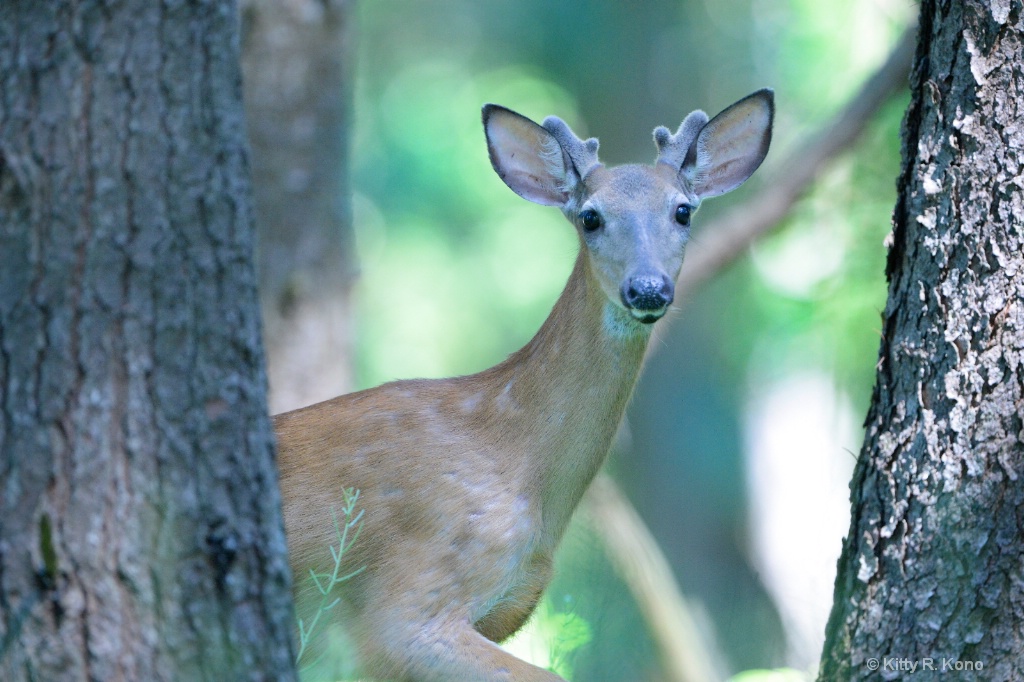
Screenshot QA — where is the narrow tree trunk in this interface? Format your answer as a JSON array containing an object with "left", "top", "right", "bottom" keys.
[
  {"left": 820, "top": 2, "right": 1024, "bottom": 679},
  {"left": 0, "top": 2, "right": 296, "bottom": 680},
  {"left": 241, "top": 0, "right": 356, "bottom": 414}
]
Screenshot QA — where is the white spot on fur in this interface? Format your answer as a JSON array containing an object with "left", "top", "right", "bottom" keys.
[
  {"left": 495, "top": 380, "right": 520, "bottom": 413},
  {"left": 461, "top": 392, "right": 483, "bottom": 413}
]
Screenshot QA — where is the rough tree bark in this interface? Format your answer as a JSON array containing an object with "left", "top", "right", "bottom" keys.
[
  {"left": 241, "top": 0, "right": 356, "bottom": 414},
  {"left": 0, "top": 2, "right": 296, "bottom": 680},
  {"left": 820, "top": 1, "right": 1024, "bottom": 680}
]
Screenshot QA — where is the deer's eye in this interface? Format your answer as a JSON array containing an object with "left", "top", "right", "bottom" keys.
[
  {"left": 675, "top": 204, "right": 692, "bottom": 226},
  {"left": 580, "top": 209, "right": 602, "bottom": 232}
]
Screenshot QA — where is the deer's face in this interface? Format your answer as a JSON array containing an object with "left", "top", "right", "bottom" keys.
[
  {"left": 483, "top": 90, "right": 773, "bottom": 327},
  {"left": 570, "top": 164, "right": 696, "bottom": 324}
]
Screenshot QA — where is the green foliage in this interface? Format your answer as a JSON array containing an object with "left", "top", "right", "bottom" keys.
[
  {"left": 763, "top": 0, "right": 913, "bottom": 120},
  {"left": 501, "top": 596, "right": 594, "bottom": 680},
  {"left": 296, "top": 488, "right": 365, "bottom": 673},
  {"left": 727, "top": 1, "right": 913, "bottom": 413},
  {"left": 725, "top": 94, "right": 908, "bottom": 414},
  {"left": 351, "top": 61, "right": 581, "bottom": 387},
  {"left": 729, "top": 668, "right": 812, "bottom": 682}
]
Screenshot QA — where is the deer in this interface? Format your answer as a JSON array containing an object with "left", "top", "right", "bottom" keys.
[{"left": 275, "top": 89, "right": 774, "bottom": 681}]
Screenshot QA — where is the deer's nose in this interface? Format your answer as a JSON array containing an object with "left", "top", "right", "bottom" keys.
[{"left": 621, "top": 274, "right": 674, "bottom": 320}]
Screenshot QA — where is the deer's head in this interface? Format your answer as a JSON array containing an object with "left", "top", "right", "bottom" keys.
[{"left": 484, "top": 90, "right": 773, "bottom": 327}]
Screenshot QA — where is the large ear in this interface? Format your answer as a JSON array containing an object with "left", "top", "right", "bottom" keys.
[
  {"left": 482, "top": 104, "right": 599, "bottom": 207},
  {"left": 668, "top": 89, "right": 774, "bottom": 199}
]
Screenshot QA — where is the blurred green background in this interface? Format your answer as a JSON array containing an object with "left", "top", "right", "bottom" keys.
[{"left": 345, "top": 0, "right": 913, "bottom": 679}]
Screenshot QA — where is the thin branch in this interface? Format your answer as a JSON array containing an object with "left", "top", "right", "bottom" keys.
[
  {"left": 583, "top": 474, "right": 723, "bottom": 682},
  {"left": 676, "top": 24, "right": 917, "bottom": 296}
]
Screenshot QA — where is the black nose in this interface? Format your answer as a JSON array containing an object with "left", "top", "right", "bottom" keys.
[{"left": 621, "top": 274, "right": 674, "bottom": 312}]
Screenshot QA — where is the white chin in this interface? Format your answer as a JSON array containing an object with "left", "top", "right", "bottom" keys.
[{"left": 629, "top": 309, "right": 665, "bottom": 324}]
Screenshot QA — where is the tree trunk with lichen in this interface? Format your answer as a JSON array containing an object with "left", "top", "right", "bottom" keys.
[
  {"left": 0, "top": 2, "right": 297, "bottom": 680},
  {"left": 819, "top": 2, "right": 1024, "bottom": 680}
]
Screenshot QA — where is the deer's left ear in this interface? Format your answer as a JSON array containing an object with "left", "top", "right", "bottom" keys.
[{"left": 681, "top": 89, "right": 774, "bottom": 199}]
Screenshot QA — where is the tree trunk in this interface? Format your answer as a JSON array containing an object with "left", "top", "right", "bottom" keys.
[
  {"left": 819, "top": 2, "right": 1024, "bottom": 680},
  {"left": 0, "top": 2, "right": 296, "bottom": 680},
  {"left": 241, "top": 0, "right": 356, "bottom": 414}
]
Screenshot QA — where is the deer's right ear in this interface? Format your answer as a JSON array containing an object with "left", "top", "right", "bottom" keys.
[
  {"left": 483, "top": 104, "right": 579, "bottom": 207},
  {"left": 483, "top": 103, "right": 573, "bottom": 204}
]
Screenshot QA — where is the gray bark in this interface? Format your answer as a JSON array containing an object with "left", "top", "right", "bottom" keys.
[
  {"left": 820, "top": 1, "right": 1024, "bottom": 680},
  {"left": 241, "top": 0, "right": 356, "bottom": 414},
  {"left": 0, "top": 2, "right": 296, "bottom": 680}
]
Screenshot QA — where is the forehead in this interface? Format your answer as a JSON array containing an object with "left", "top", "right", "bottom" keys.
[{"left": 584, "top": 164, "right": 678, "bottom": 201}]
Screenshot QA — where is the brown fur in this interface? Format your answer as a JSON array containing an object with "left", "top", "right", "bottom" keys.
[
  {"left": 276, "top": 253, "right": 650, "bottom": 681},
  {"left": 275, "top": 94, "right": 772, "bottom": 681}
]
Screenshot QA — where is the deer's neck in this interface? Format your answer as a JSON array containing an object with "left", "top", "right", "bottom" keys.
[{"left": 471, "top": 253, "right": 651, "bottom": 545}]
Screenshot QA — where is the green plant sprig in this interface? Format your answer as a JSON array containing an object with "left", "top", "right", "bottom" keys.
[{"left": 296, "top": 487, "right": 365, "bottom": 669}]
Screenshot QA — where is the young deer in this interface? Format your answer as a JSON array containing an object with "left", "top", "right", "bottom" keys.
[{"left": 276, "top": 90, "right": 774, "bottom": 681}]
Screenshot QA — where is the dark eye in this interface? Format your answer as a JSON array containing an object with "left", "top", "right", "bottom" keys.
[
  {"left": 580, "top": 209, "right": 602, "bottom": 232},
  {"left": 675, "top": 204, "right": 692, "bottom": 226}
]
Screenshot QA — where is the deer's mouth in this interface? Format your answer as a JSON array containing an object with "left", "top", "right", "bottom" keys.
[{"left": 630, "top": 309, "right": 666, "bottom": 324}]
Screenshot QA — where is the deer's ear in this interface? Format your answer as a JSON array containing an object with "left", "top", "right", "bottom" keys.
[
  {"left": 682, "top": 89, "right": 774, "bottom": 199},
  {"left": 483, "top": 104, "right": 575, "bottom": 207}
]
